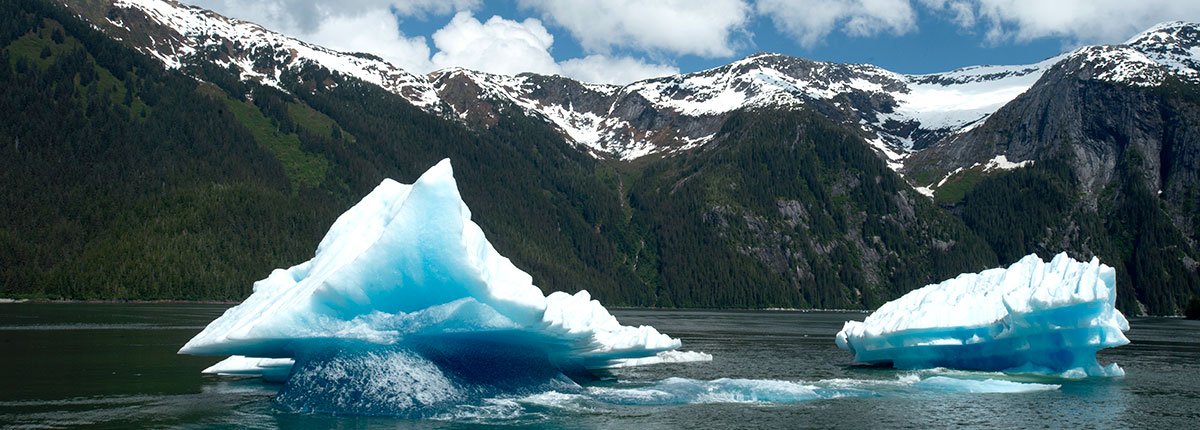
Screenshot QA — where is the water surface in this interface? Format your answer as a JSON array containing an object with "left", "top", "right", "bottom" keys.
[{"left": 1, "top": 304, "right": 1197, "bottom": 428}]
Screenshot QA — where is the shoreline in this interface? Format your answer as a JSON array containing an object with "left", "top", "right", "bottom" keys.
[
  {"left": 608, "top": 306, "right": 871, "bottom": 313},
  {"left": 0, "top": 298, "right": 242, "bottom": 304},
  {"left": 0, "top": 299, "right": 1181, "bottom": 317},
  {"left": 0, "top": 298, "right": 863, "bottom": 311}
]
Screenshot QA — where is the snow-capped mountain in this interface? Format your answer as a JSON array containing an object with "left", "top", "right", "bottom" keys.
[
  {"left": 904, "top": 21, "right": 1200, "bottom": 193},
  {"left": 433, "top": 52, "right": 1060, "bottom": 165},
  {"left": 100, "top": 0, "right": 442, "bottom": 110},
  {"left": 88, "top": 1, "right": 1200, "bottom": 169}
]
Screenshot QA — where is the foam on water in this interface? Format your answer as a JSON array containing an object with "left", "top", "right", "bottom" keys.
[
  {"left": 431, "top": 372, "right": 1064, "bottom": 420},
  {"left": 588, "top": 377, "right": 874, "bottom": 405}
]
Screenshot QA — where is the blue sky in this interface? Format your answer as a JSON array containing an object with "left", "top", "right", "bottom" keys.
[{"left": 187, "top": 0, "right": 1200, "bottom": 83}]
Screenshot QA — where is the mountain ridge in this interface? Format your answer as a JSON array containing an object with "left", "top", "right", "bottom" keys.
[{"left": 88, "top": 0, "right": 1200, "bottom": 175}]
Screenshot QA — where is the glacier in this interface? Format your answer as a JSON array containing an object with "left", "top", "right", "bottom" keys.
[
  {"left": 178, "top": 159, "right": 695, "bottom": 416},
  {"left": 836, "top": 253, "right": 1129, "bottom": 378}
]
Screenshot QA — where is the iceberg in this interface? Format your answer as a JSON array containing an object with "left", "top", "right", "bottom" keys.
[
  {"left": 179, "top": 159, "right": 692, "bottom": 416},
  {"left": 836, "top": 253, "right": 1129, "bottom": 377}
]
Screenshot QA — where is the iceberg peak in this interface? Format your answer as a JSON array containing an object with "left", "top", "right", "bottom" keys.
[{"left": 179, "top": 159, "right": 686, "bottom": 415}]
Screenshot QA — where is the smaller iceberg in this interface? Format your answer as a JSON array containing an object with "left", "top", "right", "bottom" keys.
[
  {"left": 180, "top": 159, "right": 701, "bottom": 416},
  {"left": 836, "top": 253, "right": 1129, "bottom": 377}
]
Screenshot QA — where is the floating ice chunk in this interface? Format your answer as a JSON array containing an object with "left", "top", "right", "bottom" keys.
[
  {"left": 914, "top": 376, "right": 1060, "bottom": 393},
  {"left": 836, "top": 253, "right": 1129, "bottom": 377},
  {"left": 604, "top": 350, "right": 714, "bottom": 368},
  {"left": 179, "top": 159, "right": 686, "bottom": 415},
  {"left": 202, "top": 356, "right": 294, "bottom": 382}
]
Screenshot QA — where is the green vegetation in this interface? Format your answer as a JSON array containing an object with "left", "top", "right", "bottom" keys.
[
  {"left": 956, "top": 155, "right": 1200, "bottom": 315},
  {"left": 287, "top": 101, "right": 354, "bottom": 143},
  {"left": 218, "top": 94, "right": 330, "bottom": 192},
  {"left": 0, "top": 0, "right": 337, "bottom": 299},
  {"left": 933, "top": 168, "right": 987, "bottom": 206},
  {"left": 959, "top": 160, "right": 1075, "bottom": 263}
]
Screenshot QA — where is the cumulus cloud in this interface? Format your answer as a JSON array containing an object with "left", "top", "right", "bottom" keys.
[
  {"left": 300, "top": 12, "right": 434, "bottom": 73},
  {"left": 429, "top": 13, "right": 677, "bottom": 83},
  {"left": 921, "top": 0, "right": 1200, "bottom": 45},
  {"left": 517, "top": 0, "right": 752, "bottom": 58},
  {"left": 429, "top": 12, "right": 560, "bottom": 75},
  {"left": 757, "top": 0, "right": 917, "bottom": 48}
]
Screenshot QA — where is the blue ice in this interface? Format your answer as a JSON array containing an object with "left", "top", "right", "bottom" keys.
[
  {"left": 178, "top": 160, "right": 705, "bottom": 416},
  {"left": 837, "top": 253, "right": 1129, "bottom": 377}
]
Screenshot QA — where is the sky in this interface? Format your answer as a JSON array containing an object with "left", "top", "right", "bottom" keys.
[{"left": 184, "top": 0, "right": 1200, "bottom": 85}]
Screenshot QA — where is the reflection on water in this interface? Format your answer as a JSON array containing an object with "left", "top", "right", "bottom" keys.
[{"left": 0, "top": 304, "right": 1196, "bottom": 428}]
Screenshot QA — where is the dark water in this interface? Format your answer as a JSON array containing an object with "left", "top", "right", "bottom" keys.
[{"left": 1, "top": 303, "right": 1197, "bottom": 429}]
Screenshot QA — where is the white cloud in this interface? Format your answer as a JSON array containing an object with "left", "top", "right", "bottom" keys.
[
  {"left": 303, "top": 12, "right": 433, "bottom": 73},
  {"left": 517, "top": 0, "right": 752, "bottom": 58},
  {"left": 921, "top": 0, "right": 1200, "bottom": 45},
  {"left": 429, "top": 12, "right": 560, "bottom": 76},
  {"left": 560, "top": 55, "right": 679, "bottom": 84},
  {"left": 757, "top": 0, "right": 917, "bottom": 48},
  {"left": 429, "top": 13, "right": 677, "bottom": 84}
]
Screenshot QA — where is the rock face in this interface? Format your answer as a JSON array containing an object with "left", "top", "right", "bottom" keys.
[
  {"left": 907, "top": 52, "right": 1200, "bottom": 196},
  {"left": 906, "top": 22, "right": 1200, "bottom": 193}
]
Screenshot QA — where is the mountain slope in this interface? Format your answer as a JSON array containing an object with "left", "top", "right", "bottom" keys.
[
  {"left": 624, "top": 108, "right": 996, "bottom": 308},
  {"left": 904, "top": 22, "right": 1200, "bottom": 314},
  {"left": 1, "top": 0, "right": 647, "bottom": 303}
]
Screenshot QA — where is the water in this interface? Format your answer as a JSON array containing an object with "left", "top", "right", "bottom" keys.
[{"left": 1, "top": 304, "right": 1197, "bottom": 429}]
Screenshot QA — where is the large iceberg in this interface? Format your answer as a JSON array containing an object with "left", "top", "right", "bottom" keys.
[
  {"left": 836, "top": 253, "right": 1129, "bottom": 377},
  {"left": 179, "top": 159, "right": 689, "bottom": 415}
]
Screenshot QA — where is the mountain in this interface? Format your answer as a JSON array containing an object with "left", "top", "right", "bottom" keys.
[
  {"left": 905, "top": 22, "right": 1200, "bottom": 190},
  {"left": 432, "top": 53, "right": 1061, "bottom": 168},
  {"left": 6, "top": 0, "right": 1199, "bottom": 314},
  {"left": 902, "top": 22, "right": 1200, "bottom": 314},
  {"left": 80, "top": 0, "right": 1057, "bottom": 166}
]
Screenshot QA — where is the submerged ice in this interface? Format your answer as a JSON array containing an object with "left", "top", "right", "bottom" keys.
[
  {"left": 179, "top": 159, "right": 696, "bottom": 415},
  {"left": 837, "top": 253, "right": 1129, "bottom": 377}
]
